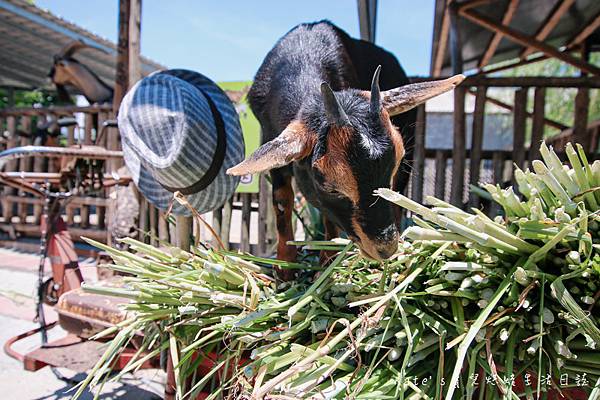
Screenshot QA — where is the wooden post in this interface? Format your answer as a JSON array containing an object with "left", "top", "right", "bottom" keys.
[
  {"left": 530, "top": 87, "right": 546, "bottom": 162},
  {"left": 175, "top": 215, "right": 192, "bottom": 252},
  {"left": 258, "top": 175, "right": 269, "bottom": 256},
  {"left": 574, "top": 45, "right": 591, "bottom": 151},
  {"left": 451, "top": 86, "right": 466, "bottom": 206},
  {"left": 512, "top": 88, "right": 527, "bottom": 175},
  {"left": 411, "top": 105, "right": 426, "bottom": 204},
  {"left": 2, "top": 116, "right": 17, "bottom": 221},
  {"left": 434, "top": 150, "right": 447, "bottom": 200},
  {"left": 469, "top": 86, "right": 486, "bottom": 208},
  {"left": 448, "top": 2, "right": 464, "bottom": 76},
  {"left": 220, "top": 197, "right": 233, "bottom": 250},
  {"left": 240, "top": 194, "right": 252, "bottom": 252},
  {"left": 128, "top": 0, "right": 142, "bottom": 85},
  {"left": 113, "top": 0, "right": 131, "bottom": 114},
  {"left": 491, "top": 151, "right": 505, "bottom": 215}
]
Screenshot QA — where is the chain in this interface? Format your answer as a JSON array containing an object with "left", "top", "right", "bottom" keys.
[{"left": 35, "top": 188, "right": 51, "bottom": 344}]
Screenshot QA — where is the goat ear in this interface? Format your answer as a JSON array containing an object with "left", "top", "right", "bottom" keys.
[
  {"left": 382, "top": 74, "right": 465, "bottom": 116},
  {"left": 226, "top": 122, "right": 314, "bottom": 176}
]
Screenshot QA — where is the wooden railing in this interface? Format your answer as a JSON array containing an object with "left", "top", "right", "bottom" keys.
[
  {"left": 0, "top": 104, "right": 116, "bottom": 243},
  {"left": 408, "top": 76, "right": 600, "bottom": 211}
]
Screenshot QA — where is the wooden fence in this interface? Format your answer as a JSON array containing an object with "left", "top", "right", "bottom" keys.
[
  {"left": 1, "top": 75, "right": 598, "bottom": 253},
  {"left": 408, "top": 76, "right": 600, "bottom": 212}
]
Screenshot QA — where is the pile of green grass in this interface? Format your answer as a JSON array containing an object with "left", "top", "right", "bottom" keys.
[{"left": 76, "top": 142, "right": 600, "bottom": 399}]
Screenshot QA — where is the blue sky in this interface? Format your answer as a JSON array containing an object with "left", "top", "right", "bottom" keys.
[{"left": 37, "top": 1, "right": 434, "bottom": 81}]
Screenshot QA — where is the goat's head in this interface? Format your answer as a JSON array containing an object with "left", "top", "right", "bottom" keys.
[
  {"left": 228, "top": 68, "right": 464, "bottom": 260},
  {"left": 49, "top": 40, "right": 108, "bottom": 102}
]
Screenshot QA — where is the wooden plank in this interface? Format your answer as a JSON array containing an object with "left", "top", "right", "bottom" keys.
[
  {"left": 4, "top": 196, "right": 108, "bottom": 207},
  {"left": 175, "top": 216, "right": 192, "bottom": 252},
  {"left": 451, "top": 86, "right": 466, "bottom": 206},
  {"left": 521, "top": 0, "right": 575, "bottom": 59},
  {"left": 149, "top": 204, "right": 158, "bottom": 246},
  {"left": 84, "top": 113, "right": 93, "bottom": 145},
  {"left": 17, "top": 116, "right": 31, "bottom": 222},
  {"left": 0, "top": 105, "right": 112, "bottom": 117},
  {"left": 469, "top": 86, "right": 486, "bottom": 208},
  {"left": 460, "top": 8, "right": 600, "bottom": 76},
  {"left": 64, "top": 124, "right": 76, "bottom": 225},
  {"left": 0, "top": 224, "right": 107, "bottom": 243},
  {"left": 212, "top": 206, "right": 222, "bottom": 239},
  {"left": 220, "top": 197, "right": 232, "bottom": 250},
  {"left": 434, "top": 150, "right": 447, "bottom": 199},
  {"left": 2, "top": 116, "right": 17, "bottom": 221},
  {"left": 138, "top": 197, "right": 148, "bottom": 244},
  {"left": 530, "top": 87, "right": 546, "bottom": 162},
  {"left": 128, "top": 0, "right": 142, "bottom": 86},
  {"left": 513, "top": 88, "right": 528, "bottom": 175},
  {"left": 240, "top": 194, "right": 252, "bottom": 253},
  {"left": 574, "top": 87, "right": 590, "bottom": 151},
  {"left": 466, "top": 88, "right": 566, "bottom": 131},
  {"left": 411, "top": 105, "right": 426, "bottom": 204},
  {"left": 479, "top": 0, "right": 520, "bottom": 69},
  {"left": 432, "top": 0, "right": 451, "bottom": 76},
  {"left": 80, "top": 205, "right": 90, "bottom": 229},
  {"left": 449, "top": 2, "right": 463, "bottom": 75},
  {"left": 420, "top": 75, "right": 600, "bottom": 88},
  {"left": 113, "top": 0, "right": 131, "bottom": 114},
  {"left": 258, "top": 174, "right": 269, "bottom": 256},
  {"left": 158, "top": 211, "right": 169, "bottom": 243},
  {"left": 568, "top": 10, "right": 600, "bottom": 48},
  {"left": 491, "top": 151, "right": 505, "bottom": 216}
]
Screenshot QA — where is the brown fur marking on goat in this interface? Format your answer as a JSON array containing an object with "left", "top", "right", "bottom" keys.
[{"left": 312, "top": 126, "right": 359, "bottom": 204}]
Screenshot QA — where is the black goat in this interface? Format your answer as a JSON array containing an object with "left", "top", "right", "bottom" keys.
[{"left": 228, "top": 21, "right": 463, "bottom": 276}]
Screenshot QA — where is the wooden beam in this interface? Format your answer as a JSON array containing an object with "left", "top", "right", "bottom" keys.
[
  {"left": 113, "top": 0, "right": 131, "bottom": 114},
  {"left": 411, "top": 105, "right": 426, "bottom": 204},
  {"left": 463, "top": 76, "right": 600, "bottom": 88},
  {"left": 449, "top": 2, "right": 463, "bottom": 75},
  {"left": 478, "top": 0, "right": 520, "bottom": 69},
  {"left": 569, "top": 11, "right": 600, "bottom": 47},
  {"left": 460, "top": 8, "right": 600, "bottom": 76},
  {"left": 520, "top": 0, "right": 575, "bottom": 59},
  {"left": 128, "top": 0, "right": 142, "bottom": 86},
  {"left": 432, "top": 0, "right": 451, "bottom": 76}
]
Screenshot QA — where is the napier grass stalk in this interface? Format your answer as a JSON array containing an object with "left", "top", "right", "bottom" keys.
[{"left": 74, "top": 142, "right": 600, "bottom": 399}]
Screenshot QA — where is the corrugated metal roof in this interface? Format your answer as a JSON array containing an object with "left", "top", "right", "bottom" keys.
[
  {"left": 431, "top": 0, "right": 600, "bottom": 76},
  {"left": 0, "top": 0, "right": 165, "bottom": 90}
]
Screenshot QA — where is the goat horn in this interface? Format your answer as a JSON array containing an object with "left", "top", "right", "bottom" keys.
[
  {"left": 320, "top": 82, "right": 350, "bottom": 126},
  {"left": 370, "top": 65, "right": 382, "bottom": 114},
  {"left": 382, "top": 74, "right": 465, "bottom": 116},
  {"left": 57, "top": 39, "right": 107, "bottom": 59}
]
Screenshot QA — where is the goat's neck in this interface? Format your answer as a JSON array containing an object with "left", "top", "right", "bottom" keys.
[{"left": 67, "top": 63, "right": 112, "bottom": 103}]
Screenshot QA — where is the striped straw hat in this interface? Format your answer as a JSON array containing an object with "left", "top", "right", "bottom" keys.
[{"left": 118, "top": 69, "right": 245, "bottom": 216}]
